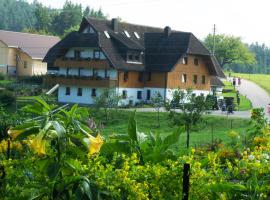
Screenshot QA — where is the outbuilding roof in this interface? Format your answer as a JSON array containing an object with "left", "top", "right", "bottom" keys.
[{"left": 0, "top": 30, "right": 60, "bottom": 60}]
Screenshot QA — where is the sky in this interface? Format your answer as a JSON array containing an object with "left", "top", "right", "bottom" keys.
[{"left": 27, "top": 0, "right": 270, "bottom": 45}]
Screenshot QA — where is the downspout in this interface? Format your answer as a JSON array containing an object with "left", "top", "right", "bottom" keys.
[{"left": 164, "top": 72, "right": 167, "bottom": 102}]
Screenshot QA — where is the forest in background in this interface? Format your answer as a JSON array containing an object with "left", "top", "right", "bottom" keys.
[
  {"left": 229, "top": 43, "right": 270, "bottom": 74},
  {"left": 0, "top": 0, "right": 106, "bottom": 37},
  {"left": 0, "top": 0, "right": 269, "bottom": 74}
]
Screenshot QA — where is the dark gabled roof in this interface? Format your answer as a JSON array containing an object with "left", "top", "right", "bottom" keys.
[
  {"left": 44, "top": 17, "right": 225, "bottom": 77},
  {"left": 110, "top": 32, "right": 144, "bottom": 50},
  {"left": 211, "top": 76, "right": 225, "bottom": 87},
  {"left": 0, "top": 30, "right": 60, "bottom": 59},
  {"left": 145, "top": 32, "right": 191, "bottom": 71},
  {"left": 44, "top": 32, "right": 99, "bottom": 63}
]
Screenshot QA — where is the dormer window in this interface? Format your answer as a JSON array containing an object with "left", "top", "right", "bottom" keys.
[
  {"left": 127, "top": 51, "right": 143, "bottom": 64},
  {"left": 134, "top": 55, "right": 140, "bottom": 61},
  {"left": 124, "top": 30, "right": 130, "bottom": 38},
  {"left": 128, "top": 55, "right": 133, "bottom": 60},
  {"left": 134, "top": 32, "right": 140, "bottom": 39}
]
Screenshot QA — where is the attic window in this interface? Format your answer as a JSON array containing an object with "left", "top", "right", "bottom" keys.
[
  {"left": 134, "top": 32, "right": 140, "bottom": 39},
  {"left": 83, "top": 26, "right": 95, "bottom": 34},
  {"left": 183, "top": 57, "right": 188, "bottom": 65},
  {"left": 104, "top": 31, "right": 110, "bottom": 38},
  {"left": 194, "top": 58, "right": 199, "bottom": 66},
  {"left": 124, "top": 30, "right": 130, "bottom": 38}
]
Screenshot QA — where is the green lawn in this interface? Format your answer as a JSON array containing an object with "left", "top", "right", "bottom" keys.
[
  {"left": 221, "top": 80, "right": 252, "bottom": 111},
  {"left": 90, "top": 110, "right": 250, "bottom": 147},
  {"left": 232, "top": 73, "right": 270, "bottom": 94}
]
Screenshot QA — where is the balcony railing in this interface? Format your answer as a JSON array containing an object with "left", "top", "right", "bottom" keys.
[
  {"left": 54, "top": 58, "right": 110, "bottom": 69},
  {"left": 44, "top": 74, "right": 117, "bottom": 88}
]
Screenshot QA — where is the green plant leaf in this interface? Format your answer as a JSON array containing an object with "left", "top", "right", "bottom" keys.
[
  {"left": 65, "top": 159, "right": 82, "bottom": 171},
  {"left": 128, "top": 111, "right": 137, "bottom": 142},
  {"left": 100, "top": 141, "right": 131, "bottom": 154},
  {"left": 51, "top": 121, "right": 66, "bottom": 138},
  {"left": 47, "top": 162, "right": 60, "bottom": 179},
  {"left": 209, "top": 183, "right": 246, "bottom": 193}
]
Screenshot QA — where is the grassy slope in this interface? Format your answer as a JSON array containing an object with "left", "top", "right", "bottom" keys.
[
  {"left": 221, "top": 81, "right": 252, "bottom": 111},
  {"left": 90, "top": 110, "right": 250, "bottom": 147},
  {"left": 232, "top": 73, "right": 270, "bottom": 94}
]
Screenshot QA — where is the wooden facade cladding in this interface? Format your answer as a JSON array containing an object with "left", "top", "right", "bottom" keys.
[
  {"left": 54, "top": 58, "right": 111, "bottom": 69},
  {"left": 118, "top": 71, "right": 144, "bottom": 88},
  {"left": 144, "top": 72, "right": 167, "bottom": 88},
  {"left": 44, "top": 75, "right": 117, "bottom": 88},
  {"left": 118, "top": 71, "right": 167, "bottom": 88},
  {"left": 166, "top": 55, "right": 211, "bottom": 90}
]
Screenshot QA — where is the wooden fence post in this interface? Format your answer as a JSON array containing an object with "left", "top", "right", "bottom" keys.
[{"left": 182, "top": 163, "right": 190, "bottom": 200}]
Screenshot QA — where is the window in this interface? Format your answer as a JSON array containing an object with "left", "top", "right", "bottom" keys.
[
  {"left": 124, "top": 71, "right": 128, "bottom": 82},
  {"left": 91, "top": 88, "right": 96, "bottom": 97},
  {"left": 137, "top": 91, "right": 142, "bottom": 99},
  {"left": 134, "top": 55, "right": 140, "bottom": 61},
  {"left": 78, "top": 68, "right": 83, "bottom": 76},
  {"left": 194, "top": 58, "right": 199, "bottom": 66},
  {"left": 138, "top": 72, "right": 143, "bottom": 82},
  {"left": 74, "top": 50, "right": 81, "bottom": 60},
  {"left": 93, "top": 69, "right": 98, "bottom": 77},
  {"left": 83, "top": 26, "right": 95, "bottom": 34},
  {"left": 94, "top": 50, "right": 100, "bottom": 59},
  {"left": 105, "top": 69, "right": 109, "bottom": 79},
  {"left": 202, "top": 75, "right": 206, "bottom": 84},
  {"left": 134, "top": 32, "right": 140, "bottom": 39},
  {"left": 147, "top": 90, "right": 151, "bottom": 100},
  {"left": 104, "top": 31, "right": 110, "bottom": 38},
  {"left": 24, "top": 61, "right": 27, "bottom": 69},
  {"left": 193, "top": 75, "right": 198, "bottom": 84},
  {"left": 183, "top": 57, "right": 188, "bottom": 65},
  {"left": 122, "top": 90, "right": 127, "bottom": 99},
  {"left": 65, "top": 87, "right": 70, "bottom": 95},
  {"left": 182, "top": 74, "right": 187, "bottom": 83},
  {"left": 66, "top": 68, "right": 70, "bottom": 76},
  {"left": 124, "top": 30, "right": 130, "bottom": 38},
  {"left": 147, "top": 72, "right": 151, "bottom": 81},
  {"left": 77, "top": 88, "right": 82, "bottom": 96},
  {"left": 128, "top": 54, "right": 133, "bottom": 61}
]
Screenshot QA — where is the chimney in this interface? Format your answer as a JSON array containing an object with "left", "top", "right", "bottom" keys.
[
  {"left": 111, "top": 18, "right": 119, "bottom": 32},
  {"left": 164, "top": 26, "right": 171, "bottom": 37}
]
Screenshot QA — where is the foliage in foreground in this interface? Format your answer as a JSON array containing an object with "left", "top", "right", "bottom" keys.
[{"left": 0, "top": 99, "right": 270, "bottom": 199}]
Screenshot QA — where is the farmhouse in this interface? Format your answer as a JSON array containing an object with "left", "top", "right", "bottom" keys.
[
  {"left": 44, "top": 17, "right": 225, "bottom": 105},
  {"left": 0, "top": 30, "right": 60, "bottom": 76}
]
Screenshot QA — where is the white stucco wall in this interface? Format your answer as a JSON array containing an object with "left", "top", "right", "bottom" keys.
[
  {"left": 165, "top": 89, "right": 210, "bottom": 100},
  {"left": 58, "top": 86, "right": 104, "bottom": 105}
]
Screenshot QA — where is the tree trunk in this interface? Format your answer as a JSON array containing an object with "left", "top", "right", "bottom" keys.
[{"left": 186, "top": 124, "right": 190, "bottom": 149}]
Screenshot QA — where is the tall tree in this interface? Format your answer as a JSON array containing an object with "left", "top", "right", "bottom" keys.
[
  {"left": 51, "top": 1, "right": 82, "bottom": 35},
  {"left": 204, "top": 34, "right": 256, "bottom": 68},
  {"left": 33, "top": 0, "right": 52, "bottom": 32}
]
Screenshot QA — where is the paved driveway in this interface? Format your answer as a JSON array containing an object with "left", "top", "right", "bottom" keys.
[{"left": 236, "top": 79, "right": 270, "bottom": 121}]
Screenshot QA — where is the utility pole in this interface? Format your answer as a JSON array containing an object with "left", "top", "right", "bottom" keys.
[{"left": 212, "top": 24, "right": 216, "bottom": 56}]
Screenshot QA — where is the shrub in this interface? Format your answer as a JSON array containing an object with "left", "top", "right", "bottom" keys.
[
  {"left": 0, "top": 90, "right": 15, "bottom": 106},
  {"left": 0, "top": 73, "right": 5, "bottom": 81}
]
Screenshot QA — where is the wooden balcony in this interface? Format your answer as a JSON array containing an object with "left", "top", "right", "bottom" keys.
[
  {"left": 54, "top": 58, "right": 110, "bottom": 69},
  {"left": 44, "top": 75, "right": 118, "bottom": 88}
]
